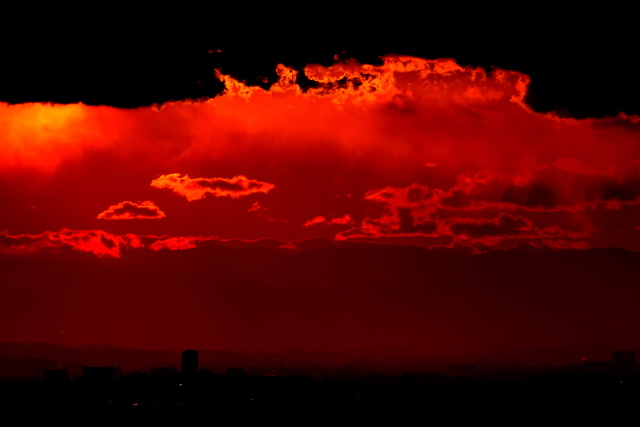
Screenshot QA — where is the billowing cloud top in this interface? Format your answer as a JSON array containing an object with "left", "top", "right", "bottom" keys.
[
  {"left": 150, "top": 173, "right": 275, "bottom": 201},
  {"left": 97, "top": 201, "right": 165, "bottom": 220}
]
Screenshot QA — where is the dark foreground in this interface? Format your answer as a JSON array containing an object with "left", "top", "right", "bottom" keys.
[{"left": 2, "top": 367, "right": 639, "bottom": 420}]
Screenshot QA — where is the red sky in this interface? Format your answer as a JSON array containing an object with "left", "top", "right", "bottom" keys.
[
  {"left": 1, "top": 54, "right": 640, "bottom": 364},
  {"left": 2, "top": 55, "right": 640, "bottom": 254}
]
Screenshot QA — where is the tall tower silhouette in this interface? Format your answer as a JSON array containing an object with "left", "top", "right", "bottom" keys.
[{"left": 182, "top": 349, "right": 199, "bottom": 378}]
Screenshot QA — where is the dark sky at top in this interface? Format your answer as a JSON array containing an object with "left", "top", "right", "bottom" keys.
[{"left": 0, "top": 8, "right": 637, "bottom": 118}]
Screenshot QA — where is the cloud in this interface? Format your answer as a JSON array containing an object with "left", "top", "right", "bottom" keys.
[
  {"left": 304, "top": 216, "right": 327, "bottom": 227},
  {"left": 2, "top": 56, "right": 640, "bottom": 250},
  {"left": 150, "top": 173, "right": 275, "bottom": 201},
  {"left": 428, "top": 243, "right": 484, "bottom": 255},
  {"left": 0, "top": 231, "right": 291, "bottom": 257},
  {"left": 437, "top": 213, "right": 587, "bottom": 249},
  {"left": 335, "top": 161, "right": 639, "bottom": 247},
  {"left": 301, "top": 56, "right": 529, "bottom": 107},
  {"left": 338, "top": 183, "right": 589, "bottom": 249},
  {"left": 335, "top": 214, "right": 439, "bottom": 241},
  {"left": 441, "top": 213, "right": 534, "bottom": 238},
  {"left": 0, "top": 229, "right": 143, "bottom": 258},
  {"left": 97, "top": 201, "right": 166, "bottom": 220},
  {"left": 335, "top": 185, "right": 438, "bottom": 239},
  {"left": 534, "top": 240, "right": 591, "bottom": 250},
  {"left": 436, "top": 168, "right": 640, "bottom": 212},
  {"left": 362, "top": 167, "right": 640, "bottom": 218},
  {"left": 0, "top": 229, "right": 310, "bottom": 258},
  {"left": 248, "top": 202, "right": 266, "bottom": 212},
  {"left": 304, "top": 214, "right": 354, "bottom": 227},
  {"left": 149, "top": 236, "right": 197, "bottom": 251}
]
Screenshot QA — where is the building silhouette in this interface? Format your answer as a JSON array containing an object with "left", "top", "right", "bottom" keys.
[
  {"left": 83, "top": 366, "right": 121, "bottom": 382},
  {"left": 181, "top": 350, "right": 198, "bottom": 379},
  {"left": 150, "top": 366, "right": 177, "bottom": 379},
  {"left": 612, "top": 349, "right": 636, "bottom": 368},
  {"left": 44, "top": 369, "right": 70, "bottom": 382},
  {"left": 580, "top": 349, "right": 638, "bottom": 373}
]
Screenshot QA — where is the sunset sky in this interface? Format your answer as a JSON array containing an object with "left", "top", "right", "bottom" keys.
[{"left": 1, "top": 17, "right": 639, "bottom": 364}]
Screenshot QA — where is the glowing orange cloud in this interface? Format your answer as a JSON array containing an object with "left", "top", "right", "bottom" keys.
[
  {"left": 150, "top": 173, "right": 275, "bottom": 201},
  {"left": 0, "top": 230, "right": 298, "bottom": 257},
  {"left": 97, "top": 201, "right": 166, "bottom": 220},
  {"left": 304, "top": 214, "right": 354, "bottom": 227},
  {"left": 335, "top": 180, "right": 589, "bottom": 249},
  {"left": 248, "top": 202, "right": 266, "bottom": 212},
  {"left": 149, "top": 236, "right": 197, "bottom": 251},
  {"left": 334, "top": 184, "right": 438, "bottom": 239},
  {"left": 439, "top": 213, "right": 585, "bottom": 245},
  {"left": 2, "top": 56, "right": 638, "bottom": 178},
  {"left": 362, "top": 167, "right": 640, "bottom": 216},
  {"left": 2, "top": 55, "right": 640, "bottom": 251},
  {"left": 434, "top": 168, "right": 640, "bottom": 212},
  {"left": 0, "top": 229, "right": 143, "bottom": 258}
]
